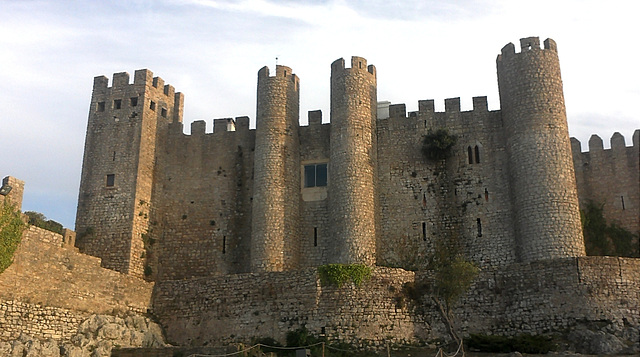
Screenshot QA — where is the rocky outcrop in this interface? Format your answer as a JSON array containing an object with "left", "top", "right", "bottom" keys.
[{"left": 0, "top": 314, "right": 166, "bottom": 357}]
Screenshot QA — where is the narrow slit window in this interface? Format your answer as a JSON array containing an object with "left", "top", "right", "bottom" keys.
[
  {"left": 477, "top": 218, "right": 482, "bottom": 237},
  {"left": 484, "top": 188, "right": 489, "bottom": 202},
  {"left": 313, "top": 227, "right": 318, "bottom": 247},
  {"left": 467, "top": 146, "right": 473, "bottom": 164},
  {"left": 621, "top": 196, "right": 625, "bottom": 210},
  {"left": 475, "top": 146, "right": 481, "bottom": 164},
  {"left": 112, "top": 151, "right": 116, "bottom": 161},
  {"left": 106, "top": 174, "right": 115, "bottom": 187},
  {"left": 114, "top": 99, "right": 122, "bottom": 109},
  {"left": 222, "top": 236, "right": 226, "bottom": 254},
  {"left": 422, "top": 222, "right": 427, "bottom": 241}
]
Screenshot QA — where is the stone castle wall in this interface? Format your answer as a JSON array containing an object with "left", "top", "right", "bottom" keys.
[
  {"left": 572, "top": 131, "right": 640, "bottom": 236},
  {"left": 152, "top": 267, "right": 425, "bottom": 347},
  {"left": 454, "top": 256, "right": 640, "bottom": 339},
  {"left": 376, "top": 98, "right": 517, "bottom": 270},
  {"left": 1, "top": 176, "right": 24, "bottom": 211},
  {"left": 0, "top": 225, "right": 153, "bottom": 341},
  {"left": 151, "top": 257, "right": 640, "bottom": 348}
]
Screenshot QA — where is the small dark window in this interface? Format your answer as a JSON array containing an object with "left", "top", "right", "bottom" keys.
[
  {"left": 304, "top": 163, "right": 328, "bottom": 188},
  {"left": 97, "top": 102, "right": 105, "bottom": 112},
  {"left": 114, "top": 99, "right": 122, "bottom": 109},
  {"left": 130, "top": 97, "right": 138, "bottom": 107},
  {"left": 112, "top": 151, "right": 116, "bottom": 161},
  {"left": 621, "top": 196, "right": 625, "bottom": 210},
  {"left": 161, "top": 108, "right": 167, "bottom": 118},
  {"left": 484, "top": 188, "right": 489, "bottom": 202},
  {"left": 467, "top": 146, "right": 473, "bottom": 164},
  {"left": 106, "top": 174, "right": 115, "bottom": 187},
  {"left": 422, "top": 222, "right": 427, "bottom": 241},
  {"left": 313, "top": 227, "right": 318, "bottom": 247},
  {"left": 475, "top": 146, "right": 481, "bottom": 164},
  {"left": 222, "top": 236, "right": 226, "bottom": 254},
  {"left": 477, "top": 218, "right": 482, "bottom": 237},
  {"left": 150, "top": 101, "right": 156, "bottom": 111}
]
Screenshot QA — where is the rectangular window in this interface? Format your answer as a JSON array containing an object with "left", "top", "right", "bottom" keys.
[
  {"left": 97, "top": 101, "right": 105, "bottom": 112},
  {"left": 114, "top": 99, "right": 122, "bottom": 109},
  {"left": 304, "top": 163, "right": 328, "bottom": 188},
  {"left": 130, "top": 97, "right": 138, "bottom": 107},
  {"left": 106, "top": 174, "right": 115, "bottom": 187},
  {"left": 161, "top": 108, "right": 167, "bottom": 117},
  {"left": 150, "top": 101, "right": 156, "bottom": 111}
]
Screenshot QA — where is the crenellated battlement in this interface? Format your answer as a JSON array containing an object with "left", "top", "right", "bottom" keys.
[
  {"left": 92, "top": 69, "right": 179, "bottom": 99},
  {"left": 497, "top": 37, "right": 557, "bottom": 61},
  {"left": 257, "top": 65, "right": 299, "bottom": 89},
  {"left": 331, "top": 56, "right": 376, "bottom": 77},
  {"left": 171, "top": 117, "right": 252, "bottom": 136},
  {"left": 571, "top": 131, "right": 639, "bottom": 154},
  {"left": 383, "top": 96, "right": 493, "bottom": 119}
]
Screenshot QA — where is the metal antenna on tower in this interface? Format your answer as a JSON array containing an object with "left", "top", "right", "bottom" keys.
[{"left": 275, "top": 57, "right": 278, "bottom": 66}]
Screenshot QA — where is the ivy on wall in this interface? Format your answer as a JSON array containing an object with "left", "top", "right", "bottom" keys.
[
  {"left": 581, "top": 200, "right": 638, "bottom": 257},
  {"left": 317, "top": 264, "right": 372, "bottom": 288},
  {"left": 0, "top": 202, "right": 26, "bottom": 273}
]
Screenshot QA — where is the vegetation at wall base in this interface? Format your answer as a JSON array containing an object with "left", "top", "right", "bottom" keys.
[
  {"left": 318, "top": 264, "right": 372, "bottom": 287},
  {"left": 0, "top": 202, "right": 26, "bottom": 273},
  {"left": 581, "top": 200, "right": 638, "bottom": 257},
  {"left": 24, "top": 211, "right": 63, "bottom": 235},
  {"left": 466, "top": 333, "right": 555, "bottom": 354},
  {"left": 422, "top": 129, "right": 457, "bottom": 161}
]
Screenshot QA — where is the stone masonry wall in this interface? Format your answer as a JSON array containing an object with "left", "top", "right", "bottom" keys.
[
  {"left": 376, "top": 98, "right": 517, "bottom": 270},
  {"left": 453, "top": 256, "right": 640, "bottom": 339},
  {"left": 152, "top": 118, "right": 255, "bottom": 280},
  {"left": 1, "top": 176, "right": 24, "bottom": 211},
  {"left": 153, "top": 267, "right": 426, "bottom": 348},
  {"left": 571, "top": 131, "right": 640, "bottom": 237},
  {"left": 0, "top": 226, "right": 153, "bottom": 319}
]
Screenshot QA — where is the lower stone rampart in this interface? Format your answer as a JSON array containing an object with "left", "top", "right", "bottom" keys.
[
  {"left": 153, "top": 267, "right": 426, "bottom": 347},
  {"left": 454, "top": 256, "right": 640, "bottom": 340},
  {"left": 154, "top": 257, "right": 640, "bottom": 353}
]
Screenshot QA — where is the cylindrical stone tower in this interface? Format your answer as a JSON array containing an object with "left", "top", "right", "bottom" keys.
[
  {"left": 251, "top": 65, "right": 301, "bottom": 272},
  {"left": 497, "top": 37, "right": 585, "bottom": 262},
  {"left": 329, "top": 56, "right": 378, "bottom": 265}
]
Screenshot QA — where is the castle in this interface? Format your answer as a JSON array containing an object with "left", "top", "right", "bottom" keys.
[
  {"left": 1, "top": 36, "right": 639, "bottom": 354},
  {"left": 75, "top": 36, "right": 639, "bottom": 280}
]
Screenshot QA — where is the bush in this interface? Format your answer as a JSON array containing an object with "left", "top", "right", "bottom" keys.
[
  {"left": 0, "top": 202, "right": 26, "bottom": 273},
  {"left": 317, "top": 264, "right": 372, "bottom": 287},
  {"left": 422, "top": 129, "right": 457, "bottom": 161},
  {"left": 24, "top": 211, "right": 63, "bottom": 235}
]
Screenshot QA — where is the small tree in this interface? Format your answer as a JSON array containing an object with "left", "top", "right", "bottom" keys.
[
  {"left": 429, "top": 233, "right": 479, "bottom": 355},
  {"left": 422, "top": 129, "right": 457, "bottom": 161}
]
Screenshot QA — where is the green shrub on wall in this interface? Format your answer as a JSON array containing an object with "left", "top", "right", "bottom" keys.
[
  {"left": 317, "top": 264, "right": 372, "bottom": 287},
  {"left": 0, "top": 202, "right": 26, "bottom": 273},
  {"left": 422, "top": 129, "right": 457, "bottom": 161},
  {"left": 24, "top": 211, "right": 63, "bottom": 235}
]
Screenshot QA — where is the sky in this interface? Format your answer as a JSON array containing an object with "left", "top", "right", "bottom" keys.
[{"left": 0, "top": 0, "right": 638, "bottom": 229}]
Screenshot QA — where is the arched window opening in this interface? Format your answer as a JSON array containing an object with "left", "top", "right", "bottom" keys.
[
  {"left": 475, "top": 145, "right": 481, "bottom": 164},
  {"left": 467, "top": 146, "right": 473, "bottom": 164}
]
